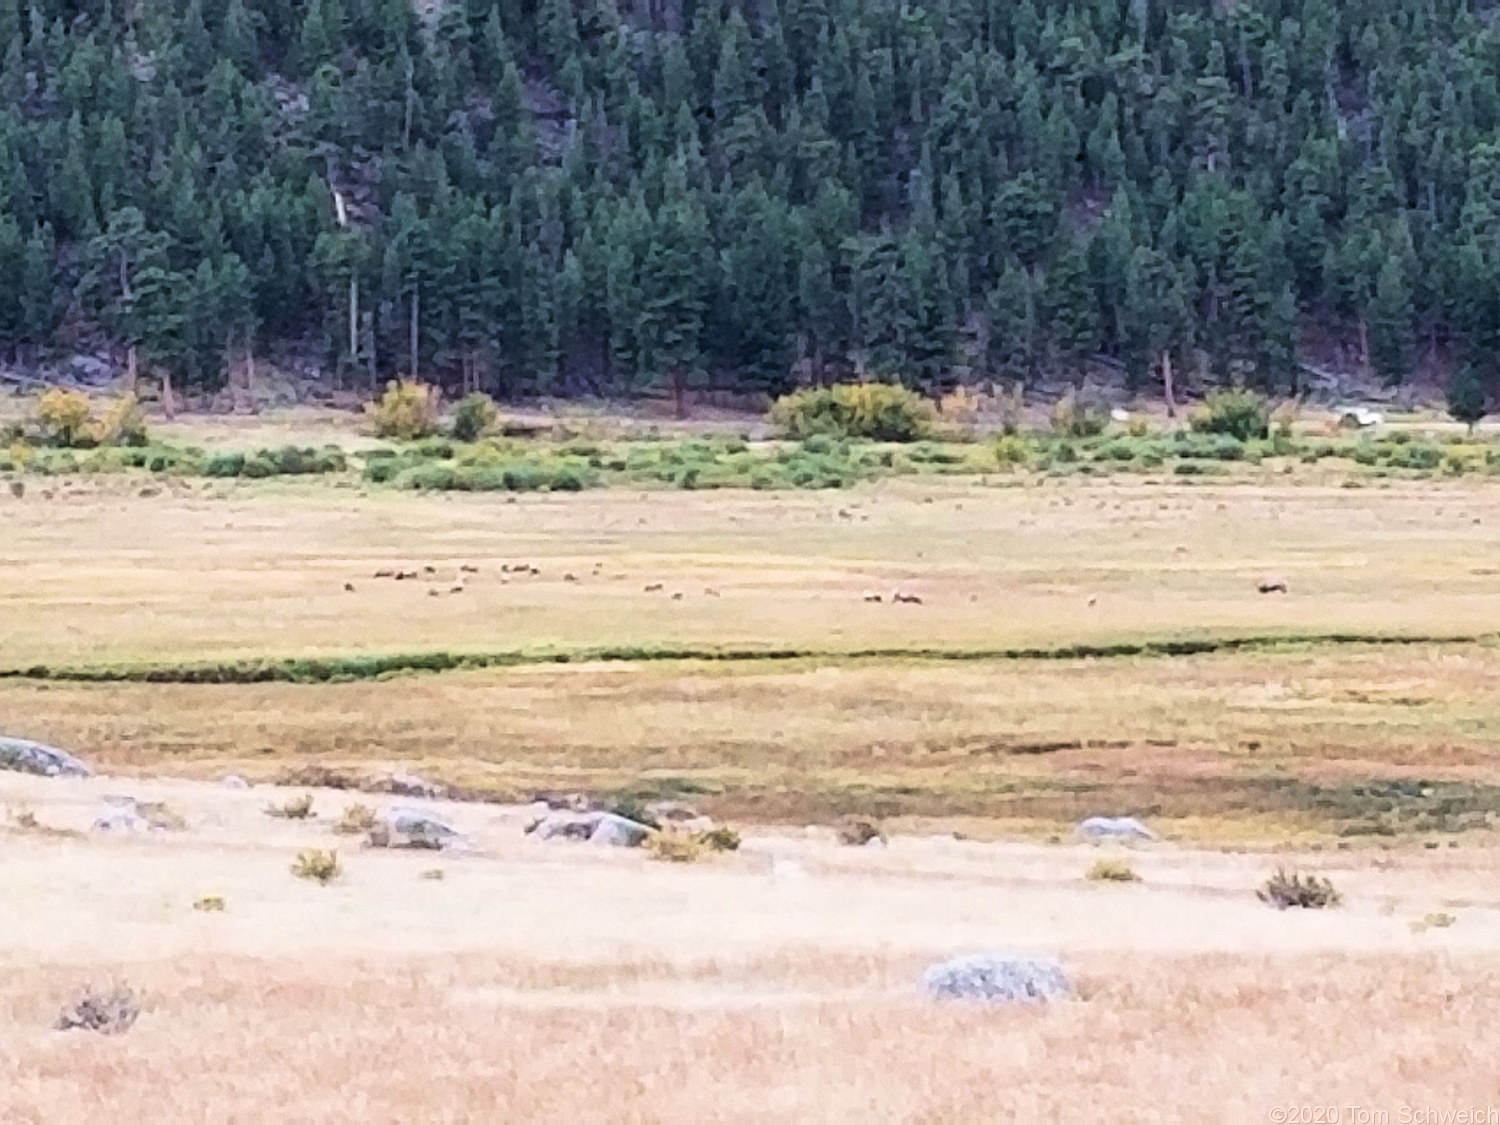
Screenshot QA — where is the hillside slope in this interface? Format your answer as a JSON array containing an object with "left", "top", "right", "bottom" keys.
[{"left": 0, "top": 0, "right": 1497, "bottom": 402}]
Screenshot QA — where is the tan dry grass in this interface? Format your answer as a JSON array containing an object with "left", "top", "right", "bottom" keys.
[
  {"left": 1, "top": 766, "right": 1499, "bottom": 1121},
  {"left": 2, "top": 950, "right": 1498, "bottom": 1123},
  {"left": 4, "top": 642, "right": 1499, "bottom": 831},
  {"left": 5, "top": 477, "right": 1500, "bottom": 667}
]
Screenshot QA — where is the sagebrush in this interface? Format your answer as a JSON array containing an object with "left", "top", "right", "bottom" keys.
[
  {"left": 368, "top": 380, "right": 441, "bottom": 440},
  {"left": 770, "top": 384, "right": 933, "bottom": 442}
]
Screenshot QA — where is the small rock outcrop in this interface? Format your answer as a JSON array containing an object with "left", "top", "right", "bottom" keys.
[
  {"left": 922, "top": 955, "right": 1071, "bottom": 1002},
  {"left": 526, "top": 810, "right": 651, "bottom": 847},
  {"left": 367, "top": 806, "right": 462, "bottom": 850},
  {"left": 56, "top": 984, "right": 141, "bottom": 1034},
  {"left": 0, "top": 737, "right": 91, "bottom": 778},
  {"left": 1075, "top": 816, "right": 1157, "bottom": 841}
]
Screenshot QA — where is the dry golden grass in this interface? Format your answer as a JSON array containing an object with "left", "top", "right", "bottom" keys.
[
  {"left": 4, "top": 949, "right": 1499, "bottom": 1122},
  {"left": 5, "top": 476, "right": 1500, "bottom": 667},
  {"left": 2, "top": 770, "right": 1500, "bottom": 1121},
  {"left": 7, "top": 421, "right": 1500, "bottom": 1115},
  {"left": 4, "top": 641, "right": 1498, "bottom": 832}
]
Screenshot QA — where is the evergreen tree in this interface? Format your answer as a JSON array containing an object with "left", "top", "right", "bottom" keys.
[{"left": 1368, "top": 252, "right": 1414, "bottom": 386}]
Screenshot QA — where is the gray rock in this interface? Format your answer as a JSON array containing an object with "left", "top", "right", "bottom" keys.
[
  {"left": 0, "top": 737, "right": 92, "bottom": 778},
  {"left": 221, "top": 775, "right": 249, "bottom": 789},
  {"left": 527, "top": 810, "right": 603, "bottom": 840},
  {"left": 526, "top": 810, "right": 651, "bottom": 847},
  {"left": 92, "top": 808, "right": 148, "bottom": 833},
  {"left": 367, "top": 805, "right": 462, "bottom": 850},
  {"left": 92, "top": 796, "right": 184, "bottom": 833},
  {"left": 56, "top": 983, "right": 140, "bottom": 1034},
  {"left": 922, "top": 954, "right": 1071, "bottom": 1003},
  {"left": 1075, "top": 816, "right": 1157, "bottom": 841},
  {"left": 588, "top": 812, "right": 653, "bottom": 847}
]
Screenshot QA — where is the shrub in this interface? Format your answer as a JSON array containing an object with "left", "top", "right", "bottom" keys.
[
  {"left": 264, "top": 793, "right": 315, "bottom": 820},
  {"left": 1050, "top": 389, "right": 1108, "bottom": 437},
  {"left": 1094, "top": 439, "right": 1140, "bottom": 463},
  {"left": 36, "top": 388, "right": 95, "bottom": 448},
  {"left": 334, "top": 803, "right": 376, "bottom": 835},
  {"left": 450, "top": 392, "right": 498, "bottom": 441},
  {"left": 1270, "top": 401, "right": 1299, "bottom": 439},
  {"left": 644, "top": 831, "right": 704, "bottom": 862},
  {"left": 1125, "top": 417, "right": 1150, "bottom": 438},
  {"left": 204, "top": 451, "right": 246, "bottom": 477},
  {"left": 1188, "top": 389, "right": 1270, "bottom": 441},
  {"left": 1412, "top": 911, "right": 1456, "bottom": 933},
  {"left": 367, "top": 379, "right": 440, "bottom": 440},
  {"left": 992, "top": 433, "right": 1031, "bottom": 468},
  {"left": 394, "top": 462, "right": 459, "bottom": 491},
  {"left": 770, "top": 383, "right": 933, "bottom": 441},
  {"left": 1172, "top": 432, "right": 1246, "bottom": 461},
  {"left": 291, "top": 849, "right": 341, "bottom": 884},
  {"left": 1258, "top": 868, "right": 1340, "bottom": 909},
  {"left": 92, "top": 394, "right": 149, "bottom": 447},
  {"left": 1086, "top": 858, "right": 1140, "bottom": 883},
  {"left": 193, "top": 895, "right": 226, "bottom": 912},
  {"left": 1386, "top": 442, "right": 1442, "bottom": 471},
  {"left": 695, "top": 826, "right": 742, "bottom": 853},
  {"left": 905, "top": 440, "right": 965, "bottom": 465}
]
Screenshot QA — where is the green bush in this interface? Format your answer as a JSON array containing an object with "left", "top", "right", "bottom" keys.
[
  {"left": 770, "top": 383, "right": 933, "bottom": 441},
  {"left": 1188, "top": 389, "right": 1270, "bottom": 441},
  {"left": 203, "top": 446, "right": 344, "bottom": 478},
  {"left": 394, "top": 462, "right": 460, "bottom": 490},
  {"left": 1094, "top": 438, "right": 1140, "bottom": 462},
  {"left": 1385, "top": 443, "right": 1442, "bottom": 470},
  {"left": 1172, "top": 432, "right": 1246, "bottom": 461},
  {"left": 450, "top": 392, "right": 498, "bottom": 441},
  {"left": 390, "top": 457, "right": 595, "bottom": 493}
]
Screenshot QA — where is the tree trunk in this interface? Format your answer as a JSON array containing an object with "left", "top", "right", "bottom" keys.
[
  {"left": 1358, "top": 317, "right": 1369, "bottom": 371},
  {"left": 1161, "top": 350, "right": 1176, "bottom": 418},
  {"left": 126, "top": 343, "right": 138, "bottom": 398},
  {"left": 670, "top": 366, "right": 687, "bottom": 420},
  {"left": 348, "top": 274, "right": 360, "bottom": 379},
  {"left": 243, "top": 340, "right": 258, "bottom": 414},
  {"left": 409, "top": 288, "right": 419, "bottom": 380},
  {"left": 161, "top": 369, "right": 176, "bottom": 419}
]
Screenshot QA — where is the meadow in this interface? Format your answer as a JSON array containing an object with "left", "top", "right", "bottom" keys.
[{"left": 3, "top": 404, "right": 1500, "bottom": 1120}]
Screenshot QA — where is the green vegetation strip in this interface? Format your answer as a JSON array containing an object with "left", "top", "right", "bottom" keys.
[{"left": 1, "top": 633, "right": 1492, "bottom": 685}]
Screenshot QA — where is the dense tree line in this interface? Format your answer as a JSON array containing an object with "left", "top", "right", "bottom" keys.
[{"left": 0, "top": 0, "right": 1497, "bottom": 402}]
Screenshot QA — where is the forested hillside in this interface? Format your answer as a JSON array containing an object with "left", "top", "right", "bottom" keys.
[{"left": 0, "top": 0, "right": 1497, "bottom": 401}]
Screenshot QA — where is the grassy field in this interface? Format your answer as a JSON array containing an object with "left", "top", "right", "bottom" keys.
[
  {"left": 5, "top": 473, "right": 1500, "bottom": 668},
  {"left": 2, "top": 773, "right": 1500, "bottom": 1121},
  {"left": 6, "top": 408, "right": 1500, "bottom": 1118},
  {"left": 5, "top": 644, "right": 1500, "bottom": 837}
]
